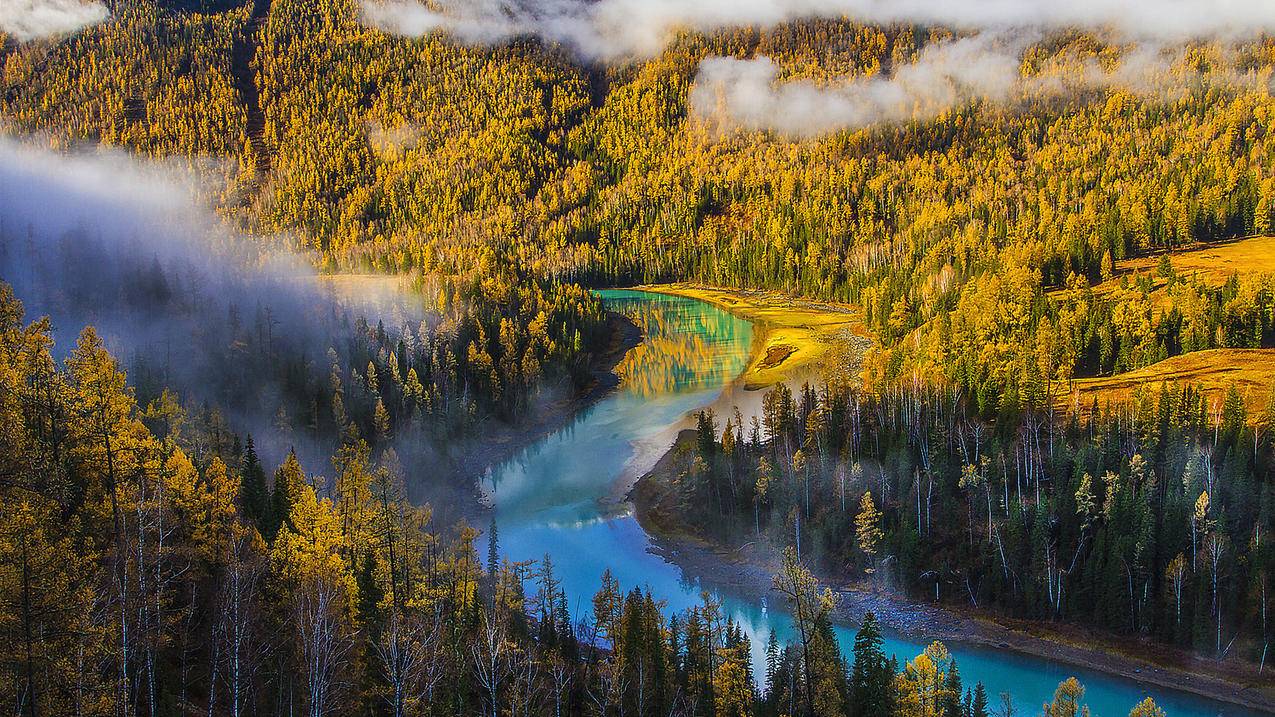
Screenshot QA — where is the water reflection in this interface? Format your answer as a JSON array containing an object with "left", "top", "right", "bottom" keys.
[
  {"left": 608, "top": 291, "right": 754, "bottom": 398},
  {"left": 482, "top": 290, "right": 752, "bottom": 521}
]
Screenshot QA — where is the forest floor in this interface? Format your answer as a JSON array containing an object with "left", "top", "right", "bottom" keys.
[
  {"left": 1054, "top": 347, "right": 1275, "bottom": 418},
  {"left": 637, "top": 283, "right": 873, "bottom": 389},
  {"left": 631, "top": 431, "right": 1275, "bottom": 715}
]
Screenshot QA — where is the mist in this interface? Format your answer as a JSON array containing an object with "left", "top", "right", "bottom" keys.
[
  {"left": 1, "top": 0, "right": 109, "bottom": 41},
  {"left": 689, "top": 38, "right": 1268, "bottom": 138},
  {"left": 691, "top": 36, "right": 1022, "bottom": 137},
  {"left": 359, "top": 0, "right": 1275, "bottom": 60},
  {"left": 0, "top": 138, "right": 445, "bottom": 497}
]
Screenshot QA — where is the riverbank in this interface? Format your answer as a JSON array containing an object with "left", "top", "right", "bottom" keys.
[
  {"left": 636, "top": 283, "right": 872, "bottom": 390},
  {"left": 629, "top": 430, "right": 1275, "bottom": 715}
]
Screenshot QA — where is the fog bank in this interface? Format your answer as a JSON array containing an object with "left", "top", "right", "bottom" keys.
[
  {"left": 691, "top": 36, "right": 1020, "bottom": 137},
  {"left": 0, "top": 138, "right": 423, "bottom": 475},
  {"left": 689, "top": 39, "right": 1266, "bottom": 137}
]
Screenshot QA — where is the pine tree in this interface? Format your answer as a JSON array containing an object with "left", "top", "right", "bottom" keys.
[
  {"left": 1255, "top": 179, "right": 1273, "bottom": 236},
  {"left": 856, "top": 490, "right": 884, "bottom": 576},
  {"left": 593, "top": 568, "right": 622, "bottom": 647},
  {"left": 536, "top": 554, "right": 563, "bottom": 648},
  {"left": 620, "top": 588, "right": 668, "bottom": 717},
  {"left": 943, "top": 662, "right": 963, "bottom": 717},
  {"left": 808, "top": 613, "right": 850, "bottom": 716},
  {"left": 241, "top": 435, "right": 270, "bottom": 532},
  {"left": 356, "top": 551, "right": 385, "bottom": 634},
  {"left": 268, "top": 450, "right": 306, "bottom": 542},
  {"left": 765, "top": 629, "right": 780, "bottom": 696},
  {"left": 971, "top": 683, "right": 990, "bottom": 717},
  {"left": 373, "top": 398, "right": 392, "bottom": 443},
  {"left": 486, "top": 516, "right": 500, "bottom": 587},
  {"left": 850, "top": 612, "right": 892, "bottom": 717}
]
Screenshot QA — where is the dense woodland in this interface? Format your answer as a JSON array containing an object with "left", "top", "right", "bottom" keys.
[
  {"left": 4, "top": 0, "right": 1275, "bottom": 405},
  {"left": 657, "top": 379, "right": 1275, "bottom": 663},
  {"left": 0, "top": 283, "right": 1176, "bottom": 717},
  {"left": 0, "top": 215, "right": 612, "bottom": 511},
  {"left": 2, "top": 0, "right": 1275, "bottom": 713}
]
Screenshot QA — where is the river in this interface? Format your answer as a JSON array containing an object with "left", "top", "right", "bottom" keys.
[{"left": 481, "top": 289, "right": 1261, "bottom": 717}]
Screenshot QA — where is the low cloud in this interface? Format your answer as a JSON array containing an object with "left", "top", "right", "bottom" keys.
[
  {"left": 691, "top": 36, "right": 1021, "bottom": 137},
  {"left": 360, "top": 0, "right": 1275, "bottom": 60},
  {"left": 1, "top": 0, "right": 109, "bottom": 41},
  {"left": 689, "top": 39, "right": 1261, "bottom": 138},
  {"left": 367, "top": 120, "right": 421, "bottom": 157},
  {"left": 359, "top": 0, "right": 449, "bottom": 38}
]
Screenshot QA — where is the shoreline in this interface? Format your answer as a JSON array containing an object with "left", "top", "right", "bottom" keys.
[
  {"left": 466, "top": 283, "right": 1275, "bottom": 713},
  {"left": 629, "top": 435, "right": 1275, "bottom": 716}
]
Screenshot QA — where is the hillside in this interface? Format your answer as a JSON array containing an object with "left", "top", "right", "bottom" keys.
[
  {"left": 1057, "top": 347, "right": 1275, "bottom": 418},
  {"left": 4, "top": 1, "right": 1275, "bottom": 408},
  {"left": 1114, "top": 235, "right": 1275, "bottom": 288},
  {"left": 4, "top": 4, "right": 1275, "bottom": 716},
  {"left": 1074, "top": 234, "right": 1275, "bottom": 300}
]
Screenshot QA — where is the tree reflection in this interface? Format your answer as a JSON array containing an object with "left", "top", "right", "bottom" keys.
[{"left": 605, "top": 292, "right": 752, "bottom": 398}]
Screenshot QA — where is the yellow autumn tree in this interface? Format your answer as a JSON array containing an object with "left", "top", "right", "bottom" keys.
[
  {"left": 895, "top": 641, "right": 960, "bottom": 717},
  {"left": 0, "top": 497, "right": 100, "bottom": 716},
  {"left": 272, "top": 476, "right": 358, "bottom": 715},
  {"left": 272, "top": 480, "right": 354, "bottom": 595},
  {"left": 1128, "top": 697, "right": 1166, "bottom": 717},
  {"left": 855, "top": 490, "right": 884, "bottom": 575}
]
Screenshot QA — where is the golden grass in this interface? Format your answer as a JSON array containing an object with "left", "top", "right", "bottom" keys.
[
  {"left": 1086, "top": 235, "right": 1275, "bottom": 298},
  {"left": 1054, "top": 348, "right": 1275, "bottom": 418},
  {"left": 1123, "top": 235, "right": 1275, "bottom": 281},
  {"left": 638, "top": 283, "right": 873, "bottom": 389}
]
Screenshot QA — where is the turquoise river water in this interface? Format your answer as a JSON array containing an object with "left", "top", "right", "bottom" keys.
[{"left": 481, "top": 289, "right": 1263, "bottom": 717}]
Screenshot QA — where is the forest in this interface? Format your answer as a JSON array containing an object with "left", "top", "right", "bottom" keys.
[
  {"left": 2, "top": 0, "right": 1275, "bottom": 714},
  {"left": 5, "top": 0, "right": 1275, "bottom": 406},
  {"left": 653, "top": 378, "right": 1274, "bottom": 660},
  {"left": 0, "top": 281, "right": 1174, "bottom": 716}
]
